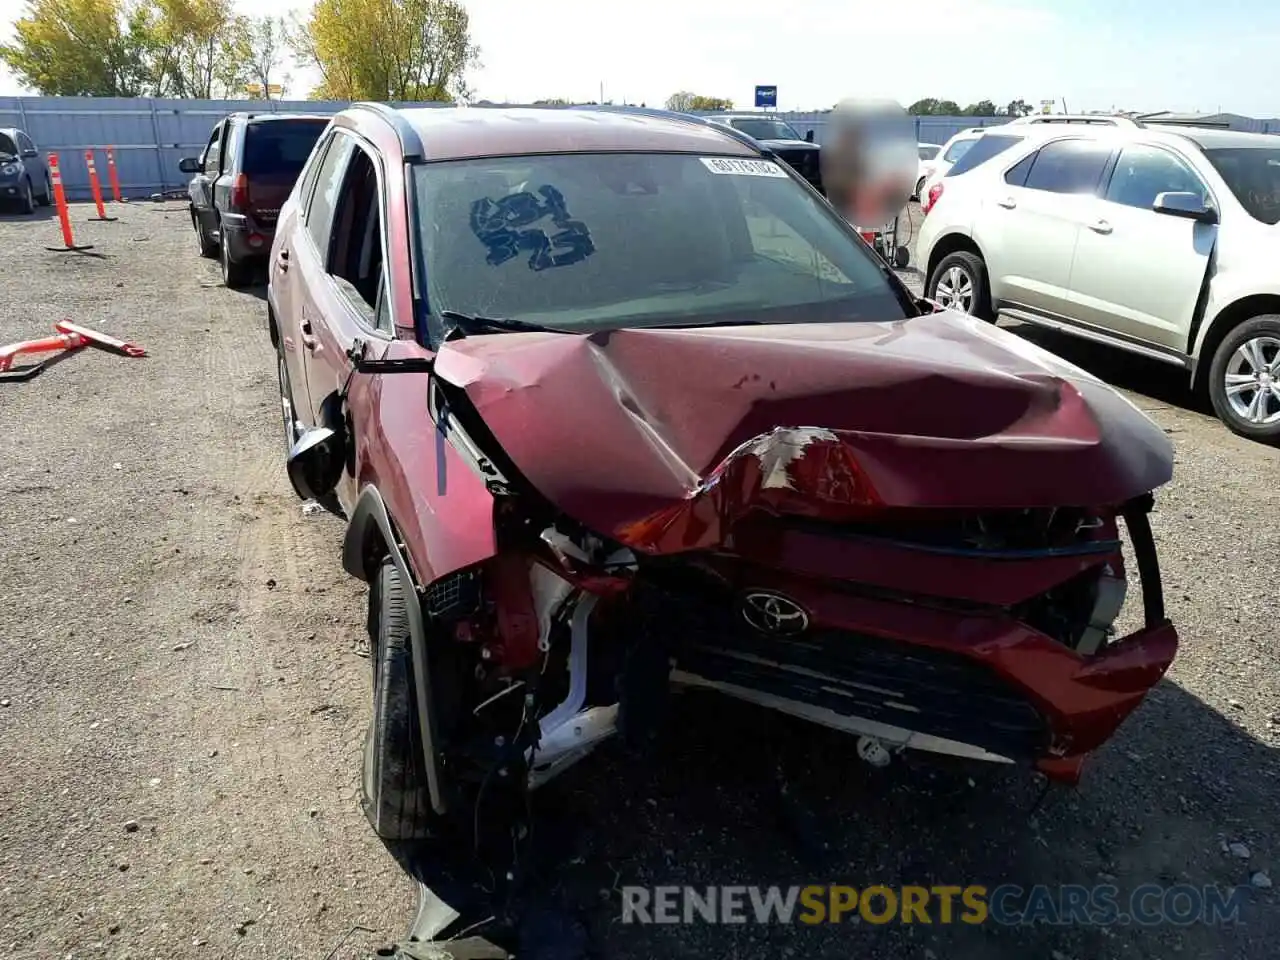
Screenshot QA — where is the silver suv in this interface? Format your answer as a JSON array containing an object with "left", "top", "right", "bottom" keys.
[{"left": 917, "top": 123, "right": 1280, "bottom": 442}]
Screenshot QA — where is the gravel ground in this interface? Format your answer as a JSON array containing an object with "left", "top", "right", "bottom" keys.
[{"left": 1, "top": 201, "right": 1278, "bottom": 960}]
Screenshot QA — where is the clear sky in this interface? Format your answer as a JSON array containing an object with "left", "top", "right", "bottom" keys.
[{"left": 2, "top": 0, "right": 1278, "bottom": 116}]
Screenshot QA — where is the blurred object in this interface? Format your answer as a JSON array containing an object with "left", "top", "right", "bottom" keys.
[{"left": 821, "top": 98, "right": 918, "bottom": 227}]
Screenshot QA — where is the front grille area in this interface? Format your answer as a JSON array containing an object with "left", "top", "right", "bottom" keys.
[{"left": 619, "top": 584, "right": 1049, "bottom": 761}]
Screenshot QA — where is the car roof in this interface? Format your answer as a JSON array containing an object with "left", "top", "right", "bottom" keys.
[
  {"left": 387, "top": 107, "right": 759, "bottom": 162},
  {"left": 1150, "top": 126, "right": 1280, "bottom": 150}
]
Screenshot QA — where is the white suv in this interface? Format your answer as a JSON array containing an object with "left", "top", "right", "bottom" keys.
[{"left": 916, "top": 123, "right": 1280, "bottom": 442}]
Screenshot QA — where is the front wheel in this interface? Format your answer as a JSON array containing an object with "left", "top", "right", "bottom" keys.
[
  {"left": 1208, "top": 315, "right": 1280, "bottom": 443},
  {"left": 363, "top": 559, "right": 439, "bottom": 840},
  {"left": 926, "top": 250, "right": 993, "bottom": 321},
  {"left": 17, "top": 179, "right": 34, "bottom": 215}
]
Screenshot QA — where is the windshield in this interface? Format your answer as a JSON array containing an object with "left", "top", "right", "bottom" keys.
[
  {"left": 0, "top": 134, "right": 17, "bottom": 158},
  {"left": 1202, "top": 146, "right": 1280, "bottom": 225},
  {"left": 413, "top": 152, "right": 908, "bottom": 333},
  {"left": 729, "top": 118, "right": 804, "bottom": 142},
  {"left": 243, "top": 120, "right": 329, "bottom": 177}
]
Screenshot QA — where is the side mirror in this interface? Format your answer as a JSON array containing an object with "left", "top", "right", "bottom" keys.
[
  {"left": 287, "top": 426, "right": 346, "bottom": 502},
  {"left": 804, "top": 130, "right": 815, "bottom": 143},
  {"left": 178, "top": 157, "right": 200, "bottom": 174},
  {"left": 21, "top": 149, "right": 38, "bottom": 159},
  {"left": 1153, "top": 191, "right": 1218, "bottom": 224}
]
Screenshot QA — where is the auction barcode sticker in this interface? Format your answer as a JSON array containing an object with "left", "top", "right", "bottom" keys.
[{"left": 700, "top": 157, "right": 789, "bottom": 178}]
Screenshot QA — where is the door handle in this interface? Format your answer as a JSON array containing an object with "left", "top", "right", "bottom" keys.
[
  {"left": 1089, "top": 219, "right": 1113, "bottom": 235},
  {"left": 996, "top": 196, "right": 1017, "bottom": 209},
  {"left": 277, "top": 248, "right": 289, "bottom": 273},
  {"left": 300, "top": 317, "right": 318, "bottom": 351}
]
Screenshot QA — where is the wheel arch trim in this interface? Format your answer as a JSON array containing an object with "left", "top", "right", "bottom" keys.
[{"left": 343, "top": 484, "right": 448, "bottom": 815}]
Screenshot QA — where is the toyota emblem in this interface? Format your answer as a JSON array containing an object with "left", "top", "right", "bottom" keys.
[{"left": 739, "top": 591, "right": 810, "bottom": 637}]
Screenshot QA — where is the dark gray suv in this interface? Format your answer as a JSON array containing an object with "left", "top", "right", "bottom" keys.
[{"left": 0, "top": 128, "right": 51, "bottom": 215}]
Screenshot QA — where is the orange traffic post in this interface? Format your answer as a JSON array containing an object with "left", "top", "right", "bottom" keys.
[
  {"left": 43, "top": 153, "right": 94, "bottom": 253},
  {"left": 105, "top": 147, "right": 125, "bottom": 203},
  {"left": 84, "top": 150, "right": 117, "bottom": 222}
]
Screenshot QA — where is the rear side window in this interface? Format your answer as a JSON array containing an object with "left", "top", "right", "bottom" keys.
[
  {"left": 943, "top": 138, "right": 976, "bottom": 163},
  {"left": 945, "top": 135, "right": 1025, "bottom": 178},
  {"left": 1004, "top": 153, "right": 1036, "bottom": 186},
  {"left": 1022, "top": 139, "right": 1113, "bottom": 195},
  {"left": 243, "top": 120, "right": 330, "bottom": 177}
]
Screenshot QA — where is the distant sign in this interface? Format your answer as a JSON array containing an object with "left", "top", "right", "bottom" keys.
[
  {"left": 245, "top": 83, "right": 283, "bottom": 96},
  {"left": 754, "top": 85, "right": 778, "bottom": 109}
]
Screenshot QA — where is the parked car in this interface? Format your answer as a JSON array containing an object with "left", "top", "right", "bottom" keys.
[
  {"left": 915, "top": 142, "right": 942, "bottom": 199},
  {"left": 921, "top": 118, "right": 1144, "bottom": 214},
  {"left": 917, "top": 123, "right": 1280, "bottom": 441},
  {"left": 268, "top": 104, "right": 1178, "bottom": 857},
  {"left": 710, "top": 114, "right": 822, "bottom": 191},
  {"left": 179, "top": 113, "right": 331, "bottom": 288},
  {"left": 918, "top": 127, "right": 990, "bottom": 211},
  {"left": 0, "top": 128, "right": 51, "bottom": 214}
]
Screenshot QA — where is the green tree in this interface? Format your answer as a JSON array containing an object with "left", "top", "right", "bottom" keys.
[
  {"left": 244, "top": 16, "right": 289, "bottom": 98},
  {"left": 290, "top": 0, "right": 476, "bottom": 102},
  {"left": 963, "top": 100, "right": 998, "bottom": 117},
  {"left": 688, "top": 95, "right": 732, "bottom": 111},
  {"left": 665, "top": 91, "right": 732, "bottom": 111},
  {"left": 147, "top": 0, "right": 249, "bottom": 98},
  {"left": 1004, "top": 98, "right": 1033, "bottom": 117},
  {"left": 907, "top": 98, "right": 941, "bottom": 115},
  {"left": 0, "top": 0, "right": 155, "bottom": 96}
]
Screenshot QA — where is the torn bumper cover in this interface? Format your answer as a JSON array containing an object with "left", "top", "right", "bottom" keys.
[{"left": 431, "top": 316, "right": 1178, "bottom": 783}]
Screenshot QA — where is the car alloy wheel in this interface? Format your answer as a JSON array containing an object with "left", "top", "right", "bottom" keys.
[
  {"left": 934, "top": 264, "right": 975, "bottom": 312},
  {"left": 1223, "top": 334, "right": 1280, "bottom": 426}
]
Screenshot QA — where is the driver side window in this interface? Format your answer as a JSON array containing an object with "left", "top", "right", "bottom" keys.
[{"left": 1104, "top": 144, "right": 1208, "bottom": 211}]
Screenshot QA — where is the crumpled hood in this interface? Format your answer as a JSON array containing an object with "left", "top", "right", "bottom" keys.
[{"left": 434, "top": 311, "right": 1174, "bottom": 550}]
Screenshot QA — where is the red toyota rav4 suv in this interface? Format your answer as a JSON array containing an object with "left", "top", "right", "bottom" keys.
[{"left": 266, "top": 103, "right": 1178, "bottom": 862}]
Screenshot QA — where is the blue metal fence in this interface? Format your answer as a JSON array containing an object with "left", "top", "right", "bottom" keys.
[{"left": 4, "top": 95, "right": 1276, "bottom": 202}]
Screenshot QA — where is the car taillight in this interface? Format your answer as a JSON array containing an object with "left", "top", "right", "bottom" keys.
[
  {"left": 923, "top": 181, "right": 944, "bottom": 214},
  {"left": 229, "top": 173, "right": 249, "bottom": 211}
]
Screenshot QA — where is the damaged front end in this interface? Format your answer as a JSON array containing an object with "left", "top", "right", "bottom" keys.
[
  {"left": 325, "top": 317, "right": 1179, "bottom": 897},
  {"left": 399, "top": 393, "right": 1175, "bottom": 842}
]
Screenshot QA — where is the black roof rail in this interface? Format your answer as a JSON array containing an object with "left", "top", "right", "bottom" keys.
[
  {"left": 565, "top": 103, "right": 767, "bottom": 156},
  {"left": 348, "top": 101, "right": 425, "bottom": 161}
]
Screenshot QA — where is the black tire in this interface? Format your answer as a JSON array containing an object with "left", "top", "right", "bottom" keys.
[
  {"left": 276, "top": 339, "right": 299, "bottom": 456},
  {"left": 220, "top": 232, "right": 253, "bottom": 288},
  {"left": 37, "top": 173, "right": 52, "bottom": 207},
  {"left": 1207, "top": 314, "right": 1280, "bottom": 444},
  {"left": 926, "top": 250, "right": 993, "bottom": 321},
  {"left": 193, "top": 209, "right": 217, "bottom": 258},
  {"left": 914, "top": 176, "right": 926, "bottom": 201},
  {"left": 17, "top": 178, "right": 34, "bottom": 215},
  {"left": 363, "top": 559, "right": 436, "bottom": 840}
]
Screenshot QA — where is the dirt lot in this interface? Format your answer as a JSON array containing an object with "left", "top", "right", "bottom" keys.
[{"left": 1, "top": 201, "right": 1278, "bottom": 960}]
